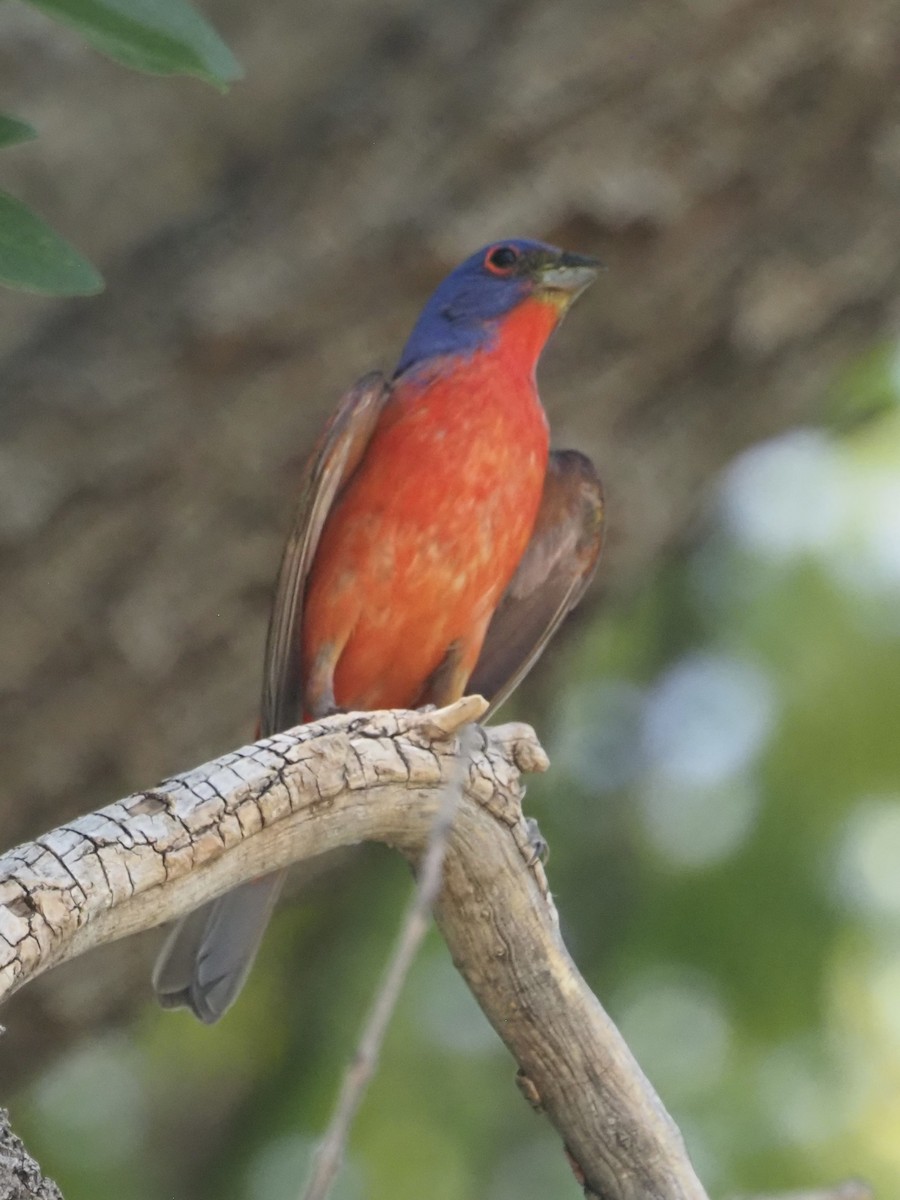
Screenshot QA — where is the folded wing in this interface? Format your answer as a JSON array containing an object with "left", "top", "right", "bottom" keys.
[
  {"left": 470, "top": 449, "right": 604, "bottom": 718},
  {"left": 153, "top": 371, "right": 391, "bottom": 1023},
  {"left": 261, "top": 371, "right": 392, "bottom": 734}
]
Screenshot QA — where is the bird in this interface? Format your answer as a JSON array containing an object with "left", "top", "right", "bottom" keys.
[{"left": 153, "top": 238, "right": 605, "bottom": 1023}]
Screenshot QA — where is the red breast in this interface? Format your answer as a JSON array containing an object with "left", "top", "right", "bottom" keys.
[{"left": 301, "top": 297, "right": 558, "bottom": 711}]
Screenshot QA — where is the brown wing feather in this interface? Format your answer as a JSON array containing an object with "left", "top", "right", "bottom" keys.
[
  {"left": 260, "top": 371, "right": 391, "bottom": 734},
  {"left": 469, "top": 449, "right": 604, "bottom": 718},
  {"left": 154, "top": 372, "right": 391, "bottom": 1024}
]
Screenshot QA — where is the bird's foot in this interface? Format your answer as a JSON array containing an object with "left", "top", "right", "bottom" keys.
[{"left": 524, "top": 817, "right": 549, "bottom": 866}]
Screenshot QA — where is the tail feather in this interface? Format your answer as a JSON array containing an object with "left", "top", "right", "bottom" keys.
[{"left": 152, "top": 872, "right": 285, "bottom": 1024}]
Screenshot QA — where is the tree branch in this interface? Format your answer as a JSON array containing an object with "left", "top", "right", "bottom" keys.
[
  {"left": 0, "top": 698, "right": 483, "bottom": 1000},
  {"left": 300, "top": 724, "right": 480, "bottom": 1200},
  {"left": 0, "top": 701, "right": 870, "bottom": 1200},
  {"left": 0, "top": 696, "right": 706, "bottom": 1199},
  {"left": 0, "top": 1108, "right": 63, "bottom": 1200}
]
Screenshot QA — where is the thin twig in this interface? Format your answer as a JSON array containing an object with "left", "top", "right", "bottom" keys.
[{"left": 299, "top": 723, "right": 480, "bottom": 1200}]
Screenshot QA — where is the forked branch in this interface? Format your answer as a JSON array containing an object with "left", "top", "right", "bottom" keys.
[{"left": 0, "top": 701, "right": 869, "bottom": 1200}]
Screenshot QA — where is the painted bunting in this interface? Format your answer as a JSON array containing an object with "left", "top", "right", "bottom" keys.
[{"left": 153, "top": 239, "right": 604, "bottom": 1022}]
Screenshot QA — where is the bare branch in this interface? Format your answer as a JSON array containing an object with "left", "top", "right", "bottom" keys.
[
  {"left": 0, "top": 1107, "right": 63, "bottom": 1200},
  {"left": 0, "top": 698, "right": 488, "bottom": 1002},
  {"left": 7, "top": 696, "right": 848, "bottom": 1200},
  {"left": 301, "top": 723, "right": 480, "bottom": 1200}
]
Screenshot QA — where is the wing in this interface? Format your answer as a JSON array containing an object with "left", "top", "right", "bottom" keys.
[
  {"left": 469, "top": 449, "right": 604, "bottom": 718},
  {"left": 260, "top": 371, "right": 391, "bottom": 734},
  {"left": 154, "top": 372, "right": 392, "bottom": 1024}
]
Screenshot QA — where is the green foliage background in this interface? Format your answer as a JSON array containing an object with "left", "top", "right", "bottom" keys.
[
  {"left": 0, "top": 0, "right": 239, "bottom": 294},
  {"left": 13, "top": 352, "right": 900, "bottom": 1199}
]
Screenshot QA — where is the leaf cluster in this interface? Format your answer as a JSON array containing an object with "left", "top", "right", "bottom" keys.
[{"left": 1, "top": 0, "right": 241, "bottom": 295}]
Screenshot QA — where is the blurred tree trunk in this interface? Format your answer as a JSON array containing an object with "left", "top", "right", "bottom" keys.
[{"left": 1, "top": 0, "right": 899, "bottom": 1088}]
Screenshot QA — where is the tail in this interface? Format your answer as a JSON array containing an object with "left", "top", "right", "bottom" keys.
[{"left": 152, "top": 872, "right": 285, "bottom": 1024}]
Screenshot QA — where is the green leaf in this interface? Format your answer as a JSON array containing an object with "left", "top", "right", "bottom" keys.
[
  {"left": 0, "top": 114, "right": 38, "bottom": 149},
  {"left": 23, "top": 0, "right": 242, "bottom": 87},
  {"left": 0, "top": 191, "right": 104, "bottom": 295}
]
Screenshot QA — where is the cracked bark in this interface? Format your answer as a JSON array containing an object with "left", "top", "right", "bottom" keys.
[
  {"left": 1, "top": 698, "right": 709, "bottom": 1200},
  {"left": 0, "top": 702, "right": 871, "bottom": 1200},
  {"left": 0, "top": 1109, "right": 63, "bottom": 1200}
]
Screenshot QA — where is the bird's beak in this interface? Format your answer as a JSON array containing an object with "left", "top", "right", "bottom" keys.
[{"left": 532, "top": 251, "right": 601, "bottom": 308}]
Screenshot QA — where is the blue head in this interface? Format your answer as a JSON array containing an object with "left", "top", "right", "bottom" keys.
[{"left": 394, "top": 239, "right": 598, "bottom": 378}]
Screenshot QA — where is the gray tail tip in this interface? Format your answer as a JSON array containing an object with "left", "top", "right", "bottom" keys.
[{"left": 153, "top": 983, "right": 226, "bottom": 1025}]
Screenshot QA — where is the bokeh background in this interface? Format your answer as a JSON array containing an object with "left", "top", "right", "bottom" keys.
[{"left": 2, "top": 0, "right": 900, "bottom": 1197}]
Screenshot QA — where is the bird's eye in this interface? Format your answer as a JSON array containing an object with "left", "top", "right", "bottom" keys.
[{"left": 485, "top": 244, "right": 521, "bottom": 274}]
